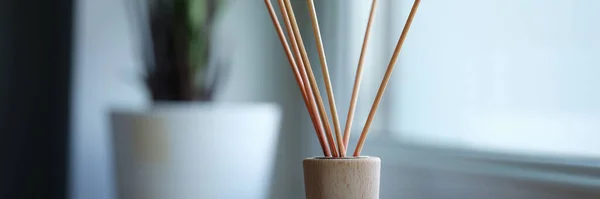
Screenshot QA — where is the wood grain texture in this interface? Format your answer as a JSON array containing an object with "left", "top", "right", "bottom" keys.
[{"left": 303, "top": 157, "right": 381, "bottom": 199}]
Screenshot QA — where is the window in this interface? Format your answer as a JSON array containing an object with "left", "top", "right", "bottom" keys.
[{"left": 335, "top": 0, "right": 600, "bottom": 158}]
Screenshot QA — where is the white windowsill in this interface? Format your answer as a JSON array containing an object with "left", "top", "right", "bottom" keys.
[{"left": 349, "top": 134, "right": 600, "bottom": 190}]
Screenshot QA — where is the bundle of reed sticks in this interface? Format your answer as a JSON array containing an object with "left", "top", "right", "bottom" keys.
[{"left": 264, "top": 0, "right": 420, "bottom": 157}]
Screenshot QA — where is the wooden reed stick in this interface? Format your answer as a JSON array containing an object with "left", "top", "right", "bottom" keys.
[
  {"left": 306, "top": 0, "right": 344, "bottom": 157},
  {"left": 276, "top": 0, "right": 331, "bottom": 157},
  {"left": 342, "top": 0, "right": 377, "bottom": 154},
  {"left": 354, "top": 0, "right": 421, "bottom": 156},
  {"left": 263, "top": 0, "right": 306, "bottom": 96},
  {"left": 284, "top": 0, "right": 339, "bottom": 157},
  {"left": 263, "top": 0, "right": 331, "bottom": 157},
  {"left": 276, "top": 0, "right": 317, "bottom": 123},
  {"left": 276, "top": 0, "right": 332, "bottom": 157}
]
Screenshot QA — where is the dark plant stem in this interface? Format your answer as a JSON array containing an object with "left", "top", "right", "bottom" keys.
[
  {"left": 173, "top": 0, "right": 193, "bottom": 100},
  {"left": 144, "top": 0, "right": 224, "bottom": 102},
  {"left": 147, "top": 0, "right": 192, "bottom": 101}
]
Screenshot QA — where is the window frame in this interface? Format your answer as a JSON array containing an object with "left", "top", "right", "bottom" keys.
[{"left": 317, "top": 0, "right": 600, "bottom": 184}]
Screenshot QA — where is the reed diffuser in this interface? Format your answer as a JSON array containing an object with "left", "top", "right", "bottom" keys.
[{"left": 264, "top": 0, "right": 421, "bottom": 198}]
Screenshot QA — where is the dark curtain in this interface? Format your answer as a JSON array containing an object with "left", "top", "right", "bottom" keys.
[{"left": 0, "top": 0, "right": 74, "bottom": 198}]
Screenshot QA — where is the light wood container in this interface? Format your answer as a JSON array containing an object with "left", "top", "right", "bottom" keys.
[{"left": 303, "top": 156, "right": 381, "bottom": 199}]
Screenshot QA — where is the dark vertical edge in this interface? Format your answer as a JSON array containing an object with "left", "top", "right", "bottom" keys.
[{"left": 0, "top": 0, "right": 74, "bottom": 198}]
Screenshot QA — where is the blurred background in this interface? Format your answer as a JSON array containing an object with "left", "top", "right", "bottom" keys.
[{"left": 2, "top": 0, "right": 600, "bottom": 198}]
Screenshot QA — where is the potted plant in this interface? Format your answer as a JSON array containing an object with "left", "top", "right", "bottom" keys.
[{"left": 111, "top": 0, "right": 282, "bottom": 198}]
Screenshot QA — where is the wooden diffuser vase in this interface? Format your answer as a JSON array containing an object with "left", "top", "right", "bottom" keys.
[
  {"left": 303, "top": 157, "right": 381, "bottom": 199},
  {"left": 264, "top": 0, "right": 420, "bottom": 198}
]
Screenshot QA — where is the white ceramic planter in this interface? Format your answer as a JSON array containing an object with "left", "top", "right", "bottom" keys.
[{"left": 111, "top": 103, "right": 281, "bottom": 199}]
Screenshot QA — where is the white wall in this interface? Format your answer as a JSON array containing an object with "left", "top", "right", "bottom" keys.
[
  {"left": 70, "top": 0, "right": 310, "bottom": 198},
  {"left": 70, "top": 0, "right": 148, "bottom": 198}
]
